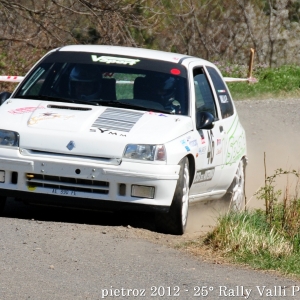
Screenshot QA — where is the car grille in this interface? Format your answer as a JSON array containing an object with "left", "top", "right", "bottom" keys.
[{"left": 26, "top": 174, "right": 109, "bottom": 195}]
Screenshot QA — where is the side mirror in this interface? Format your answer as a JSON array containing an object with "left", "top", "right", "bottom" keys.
[
  {"left": 0, "top": 92, "right": 12, "bottom": 105},
  {"left": 196, "top": 111, "right": 215, "bottom": 130}
]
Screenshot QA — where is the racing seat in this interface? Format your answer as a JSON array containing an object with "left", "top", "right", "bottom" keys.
[
  {"left": 133, "top": 77, "right": 152, "bottom": 100},
  {"left": 100, "top": 78, "right": 117, "bottom": 100}
]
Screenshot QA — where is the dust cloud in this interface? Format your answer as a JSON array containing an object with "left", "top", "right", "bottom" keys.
[{"left": 186, "top": 99, "right": 300, "bottom": 235}]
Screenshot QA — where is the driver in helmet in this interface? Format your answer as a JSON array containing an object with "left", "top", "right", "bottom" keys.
[
  {"left": 69, "top": 64, "right": 102, "bottom": 101},
  {"left": 154, "top": 76, "right": 181, "bottom": 114}
]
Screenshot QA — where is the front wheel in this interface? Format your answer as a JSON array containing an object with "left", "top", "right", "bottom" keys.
[{"left": 155, "top": 157, "right": 190, "bottom": 235}]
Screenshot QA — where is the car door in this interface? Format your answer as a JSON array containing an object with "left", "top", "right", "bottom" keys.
[
  {"left": 189, "top": 65, "right": 228, "bottom": 197},
  {"left": 205, "top": 65, "right": 246, "bottom": 191}
]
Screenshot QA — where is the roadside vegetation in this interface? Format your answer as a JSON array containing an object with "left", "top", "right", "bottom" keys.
[
  {"left": 218, "top": 63, "right": 300, "bottom": 100},
  {"left": 189, "top": 153, "right": 300, "bottom": 279}
]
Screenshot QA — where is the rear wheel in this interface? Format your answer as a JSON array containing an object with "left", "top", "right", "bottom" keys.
[
  {"left": 225, "top": 158, "right": 246, "bottom": 211},
  {"left": 155, "top": 157, "right": 190, "bottom": 235}
]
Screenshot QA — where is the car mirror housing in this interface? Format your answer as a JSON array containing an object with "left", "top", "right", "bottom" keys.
[
  {"left": 0, "top": 92, "right": 12, "bottom": 105},
  {"left": 196, "top": 111, "right": 215, "bottom": 130}
]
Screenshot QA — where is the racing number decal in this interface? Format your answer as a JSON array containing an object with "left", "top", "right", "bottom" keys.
[
  {"left": 206, "top": 130, "right": 215, "bottom": 164},
  {"left": 197, "top": 129, "right": 215, "bottom": 164}
]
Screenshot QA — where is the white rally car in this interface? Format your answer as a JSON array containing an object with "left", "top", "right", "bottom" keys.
[{"left": 0, "top": 45, "right": 247, "bottom": 235}]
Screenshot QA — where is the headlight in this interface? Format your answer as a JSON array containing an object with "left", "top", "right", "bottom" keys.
[
  {"left": 0, "top": 130, "right": 19, "bottom": 147},
  {"left": 123, "top": 144, "right": 166, "bottom": 161}
]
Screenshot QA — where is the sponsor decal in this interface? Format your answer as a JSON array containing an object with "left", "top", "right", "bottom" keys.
[
  {"left": 219, "top": 95, "right": 228, "bottom": 103},
  {"left": 189, "top": 139, "right": 198, "bottom": 147},
  {"left": 98, "top": 128, "right": 126, "bottom": 137},
  {"left": 146, "top": 112, "right": 167, "bottom": 117},
  {"left": 207, "top": 130, "right": 215, "bottom": 164},
  {"left": 216, "top": 148, "right": 222, "bottom": 155},
  {"left": 90, "top": 129, "right": 96, "bottom": 132},
  {"left": 28, "top": 113, "right": 75, "bottom": 125},
  {"left": 98, "top": 128, "right": 108, "bottom": 133},
  {"left": 91, "top": 55, "right": 140, "bottom": 66},
  {"left": 224, "top": 116, "right": 246, "bottom": 166},
  {"left": 217, "top": 139, "right": 222, "bottom": 146},
  {"left": 8, "top": 106, "right": 46, "bottom": 115},
  {"left": 217, "top": 89, "right": 226, "bottom": 93},
  {"left": 194, "top": 168, "right": 215, "bottom": 183},
  {"left": 198, "top": 146, "right": 206, "bottom": 155},
  {"left": 180, "top": 139, "right": 190, "bottom": 152}
]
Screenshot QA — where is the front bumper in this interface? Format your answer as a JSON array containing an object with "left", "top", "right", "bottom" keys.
[{"left": 0, "top": 148, "right": 180, "bottom": 212}]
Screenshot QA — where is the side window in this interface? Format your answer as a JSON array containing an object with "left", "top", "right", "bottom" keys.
[
  {"left": 19, "top": 65, "right": 50, "bottom": 96},
  {"left": 193, "top": 67, "right": 217, "bottom": 119},
  {"left": 206, "top": 66, "right": 234, "bottom": 118}
]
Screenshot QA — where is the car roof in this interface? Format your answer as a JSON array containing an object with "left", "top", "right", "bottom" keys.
[{"left": 57, "top": 45, "right": 213, "bottom": 67}]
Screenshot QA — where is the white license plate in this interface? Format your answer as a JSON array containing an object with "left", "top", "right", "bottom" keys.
[{"left": 51, "top": 188, "right": 77, "bottom": 196}]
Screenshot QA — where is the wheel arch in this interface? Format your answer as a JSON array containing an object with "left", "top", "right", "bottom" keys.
[{"left": 186, "top": 154, "right": 195, "bottom": 188}]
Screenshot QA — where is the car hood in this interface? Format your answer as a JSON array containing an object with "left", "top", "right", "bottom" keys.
[{"left": 0, "top": 99, "right": 193, "bottom": 158}]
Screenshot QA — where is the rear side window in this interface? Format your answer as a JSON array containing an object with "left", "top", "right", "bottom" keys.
[{"left": 206, "top": 66, "right": 234, "bottom": 118}]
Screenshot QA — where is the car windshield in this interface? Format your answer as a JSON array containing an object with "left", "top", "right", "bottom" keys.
[{"left": 14, "top": 51, "right": 189, "bottom": 115}]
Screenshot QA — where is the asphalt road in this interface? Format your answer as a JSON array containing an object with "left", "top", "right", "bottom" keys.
[{"left": 1, "top": 98, "right": 300, "bottom": 299}]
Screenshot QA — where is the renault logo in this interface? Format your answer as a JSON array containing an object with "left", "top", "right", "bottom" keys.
[{"left": 66, "top": 141, "right": 76, "bottom": 151}]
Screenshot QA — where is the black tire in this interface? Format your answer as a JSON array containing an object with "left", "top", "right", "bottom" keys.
[
  {"left": 0, "top": 196, "right": 6, "bottom": 214},
  {"left": 223, "top": 157, "right": 246, "bottom": 211},
  {"left": 155, "top": 157, "right": 190, "bottom": 235}
]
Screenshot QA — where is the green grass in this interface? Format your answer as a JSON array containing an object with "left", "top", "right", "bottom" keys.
[
  {"left": 201, "top": 168, "right": 300, "bottom": 278},
  {"left": 204, "top": 210, "right": 300, "bottom": 276},
  {"left": 218, "top": 64, "right": 300, "bottom": 100}
]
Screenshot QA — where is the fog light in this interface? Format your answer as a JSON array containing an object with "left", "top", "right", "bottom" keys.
[
  {"left": 131, "top": 185, "right": 155, "bottom": 199},
  {"left": 0, "top": 170, "right": 5, "bottom": 183}
]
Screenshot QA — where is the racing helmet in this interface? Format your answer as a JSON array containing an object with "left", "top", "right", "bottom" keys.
[
  {"left": 151, "top": 75, "right": 181, "bottom": 113},
  {"left": 156, "top": 76, "right": 176, "bottom": 104},
  {"left": 69, "top": 64, "right": 102, "bottom": 100}
]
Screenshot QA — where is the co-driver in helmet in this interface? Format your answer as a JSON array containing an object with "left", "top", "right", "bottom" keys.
[{"left": 69, "top": 64, "right": 102, "bottom": 101}]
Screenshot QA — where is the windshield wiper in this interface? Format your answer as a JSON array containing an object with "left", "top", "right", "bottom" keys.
[{"left": 98, "top": 100, "right": 171, "bottom": 114}]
